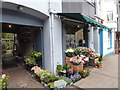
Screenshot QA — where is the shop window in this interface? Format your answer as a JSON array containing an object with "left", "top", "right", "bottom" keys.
[
  {"left": 107, "top": 11, "right": 113, "bottom": 22},
  {"left": 64, "top": 22, "right": 85, "bottom": 48},
  {"left": 108, "top": 31, "right": 112, "bottom": 49}
]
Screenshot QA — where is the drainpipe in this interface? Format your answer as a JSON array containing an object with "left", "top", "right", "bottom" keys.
[{"left": 49, "top": 0, "right": 55, "bottom": 74}]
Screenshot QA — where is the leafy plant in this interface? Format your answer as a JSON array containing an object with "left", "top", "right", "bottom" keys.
[
  {"left": 79, "top": 68, "right": 91, "bottom": 77},
  {"left": 96, "top": 62, "right": 102, "bottom": 67},
  {"left": 24, "top": 56, "right": 38, "bottom": 66},
  {"left": 28, "top": 51, "right": 42, "bottom": 57},
  {"left": 99, "top": 54, "right": 103, "bottom": 62},
  {"left": 65, "top": 48, "right": 75, "bottom": 57},
  {"left": 0, "top": 74, "right": 10, "bottom": 89},
  {"left": 56, "top": 65, "right": 63, "bottom": 73},
  {"left": 63, "top": 64, "right": 70, "bottom": 71},
  {"left": 70, "top": 74, "right": 81, "bottom": 82},
  {"left": 48, "top": 83, "right": 56, "bottom": 88},
  {"left": 43, "top": 75, "right": 59, "bottom": 84}
]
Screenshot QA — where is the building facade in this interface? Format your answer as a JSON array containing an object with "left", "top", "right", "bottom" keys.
[
  {"left": 1, "top": 0, "right": 116, "bottom": 73},
  {"left": 95, "top": 0, "right": 117, "bottom": 56}
]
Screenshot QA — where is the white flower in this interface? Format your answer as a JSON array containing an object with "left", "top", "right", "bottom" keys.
[
  {"left": 65, "top": 48, "right": 74, "bottom": 53},
  {"left": 54, "top": 80, "right": 67, "bottom": 87},
  {"left": 62, "top": 70, "right": 66, "bottom": 73},
  {"left": 2, "top": 74, "right": 6, "bottom": 79},
  {"left": 84, "top": 57, "right": 89, "bottom": 61},
  {"left": 91, "top": 48, "right": 95, "bottom": 52},
  {"left": 96, "top": 53, "right": 100, "bottom": 57},
  {"left": 70, "top": 58, "right": 73, "bottom": 62}
]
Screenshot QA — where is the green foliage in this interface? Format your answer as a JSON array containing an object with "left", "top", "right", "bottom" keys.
[
  {"left": 56, "top": 64, "right": 70, "bottom": 73},
  {"left": 79, "top": 68, "right": 91, "bottom": 76},
  {"left": 56, "top": 65, "right": 63, "bottom": 73},
  {"left": 48, "top": 83, "right": 56, "bottom": 88},
  {"left": 2, "top": 33, "right": 14, "bottom": 39},
  {"left": 24, "top": 51, "right": 42, "bottom": 66},
  {"left": 0, "top": 75, "right": 9, "bottom": 89},
  {"left": 63, "top": 64, "right": 70, "bottom": 71},
  {"left": 27, "top": 51, "right": 42, "bottom": 58},
  {"left": 43, "top": 75, "right": 59, "bottom": 84},
  {"left": 24, "top": 56, "right": 38, "bottom": 66},
  {"left": 99, "top": 54, "right": 103, "bottom": 62},
  {"left": 96, "top": 61, "right": 102, "bottom": 67}
]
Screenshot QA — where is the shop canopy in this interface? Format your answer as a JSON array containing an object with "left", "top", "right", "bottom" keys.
[{"left": 57, "top": 13, "right": 112, "bottom": 30}]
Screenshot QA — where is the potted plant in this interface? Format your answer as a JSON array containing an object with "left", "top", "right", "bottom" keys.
[
  {"left": 69, "top": 56, "right": 82, "bottom": 66},
  {"left": 56, "top": 65, "right": 64, "bottom": 76},
  {"left": 66, "top": 68, "right": 74, "bottom": 77},
  {"left": 65, "top": 48, "right": 75, "bottom": 57},
  {"left": 70, "top": 74, "right": 81, "bottom": 83},
  {"left": 0, "top": 74, "right": 10, "bottom": 89},
  {"left": 95, "top": 61, "right": 102, "bottom": 68},
  {"left": 79, "top": 68, "right": 91, "bottom": 78},
  {"left": 24, "top": 56, "right": 38, "bottom": 70}
]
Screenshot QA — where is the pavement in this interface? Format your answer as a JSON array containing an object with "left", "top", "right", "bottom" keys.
[
  {"left": 67, "top": 54, "right": 119, "bottom": 89},
  {"left": 3, "top": 62, "right": 44, "bottom": 88}
]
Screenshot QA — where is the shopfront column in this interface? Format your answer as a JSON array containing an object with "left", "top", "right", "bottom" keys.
[
  {"left": 93, "top": 27, "right": 100, "bottom": 53},
  {"left": 88, "top": 25, "right": 94, "bottom": 49}
]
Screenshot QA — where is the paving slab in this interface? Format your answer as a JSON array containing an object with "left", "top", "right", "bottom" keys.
[{"left": 3, "top": 63, "right": 44, "bottom": 88}]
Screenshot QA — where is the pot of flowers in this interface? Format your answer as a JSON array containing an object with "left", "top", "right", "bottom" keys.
[
  {"left": 66, "top": 68, "right": 74, "bottom": 77},
  {"left": 95, "top": 62, "right": 102, "bottom": 68},
  {"left": 69, "top": 56, "right": 83, "bottom": 71},
  {"left": 65, "top": 48, "right": 75, "bottom": 57},
  {"left": 24, "top": 56, "right": 38, "bottom": 70},
  {"left": 79, "top": 68, "right": 91, "bottom": 78},
  {"left": 70, "top": 74, "right": 81, "bottom": 83},
  {"left": 89, "top": 52, "right": 98, "bottom": 66},
  {"left": 0, "top": 74, "right": 10, "bottom": 89}
]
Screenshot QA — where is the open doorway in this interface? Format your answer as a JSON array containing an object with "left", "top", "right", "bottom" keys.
[{"left": 2, "top": 23, "right": 43, "bottom": 70}]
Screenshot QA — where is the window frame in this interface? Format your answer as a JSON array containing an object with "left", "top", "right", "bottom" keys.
[{"left": 107, "top": 31, "right": 112, "bottom": 49}]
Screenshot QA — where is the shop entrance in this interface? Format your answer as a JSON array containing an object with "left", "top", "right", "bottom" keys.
[
  {"left": 2, "top": 23, "right": 43, "bottom": 69},
  {"left": 63, "top": 21, "right": 88, "bottom": 49}
]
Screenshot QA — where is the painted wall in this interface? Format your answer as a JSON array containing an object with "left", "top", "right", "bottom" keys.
[
  {"left": 2, "top": 0, "right": 50, "bottom": 15},
  {"left": 102, "top": 30, "right": 115, "bottom": 56},
  {"left": 52, "top": 15, "right": 63, "bottom": 73},
  {"left": 62, "top": 0, "right": 95, "bottom": 18}
]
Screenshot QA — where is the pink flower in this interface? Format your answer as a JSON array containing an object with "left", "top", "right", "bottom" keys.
[{"left": 68, "top": 69, "right": 73, "bottom": 72}]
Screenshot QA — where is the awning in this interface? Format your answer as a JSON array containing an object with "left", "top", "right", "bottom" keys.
[{"left": 57, "top": 13, "right": 112, "bottom": 30}]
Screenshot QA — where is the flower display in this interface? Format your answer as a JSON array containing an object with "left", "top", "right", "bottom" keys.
[
  {"left": 65, "top": 48, "right": 74, "bottom": 53},
  {"left": 31, "top": 66, "right": 42, "bottom": 73},
  {"left": 70, "top": 74, "right": 81, "bottom": 82},
  {"left": 65, "top": 48, "right": 75, "bottom": 57},
  {"left": 70, "top": 55, "right": 89, "bottom": 65},
  {"left": 89, "top": 52, "right": 97, "bottom": 59},
  {"left": 95, "top": 61, "right": 102, "bottom": 68},
  {"left": 0, "top": 74, "right": 10, "bottom": 89},
  {"left": 79, "top": 68, "right": 91, "bottom": 78},
  {"left": 70, "top": 56, "right": 82, "bottom": 65}
]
